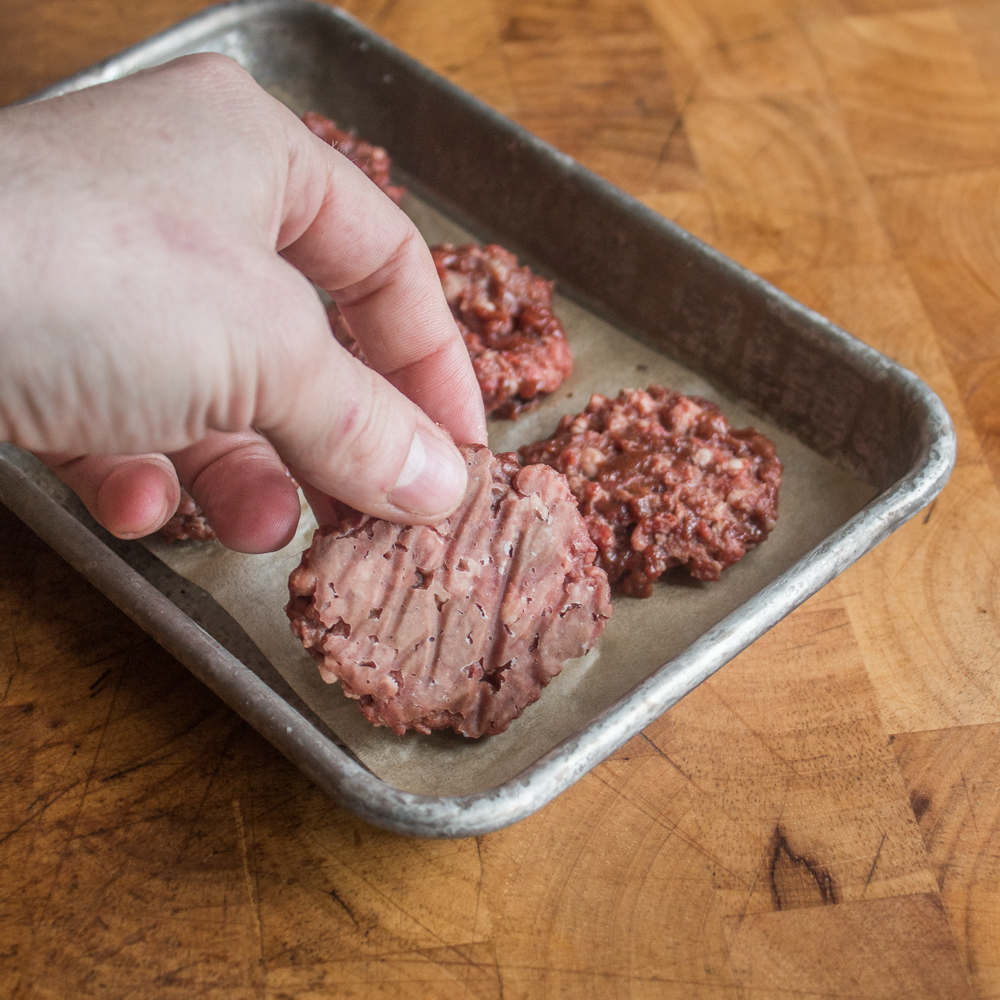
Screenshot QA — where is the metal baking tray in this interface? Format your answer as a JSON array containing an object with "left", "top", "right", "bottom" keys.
[{"left": 0, "top": 0, "right": 955, "bottom": 837}]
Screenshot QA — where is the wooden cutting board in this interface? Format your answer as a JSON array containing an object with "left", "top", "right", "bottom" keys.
[{"left": 2, "top": 0, "right": 999, "bottom": 996}]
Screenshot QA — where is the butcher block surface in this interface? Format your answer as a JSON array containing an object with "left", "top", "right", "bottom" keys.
[{"left": 2, "top": 0, "right": 999, "bottom": 996}]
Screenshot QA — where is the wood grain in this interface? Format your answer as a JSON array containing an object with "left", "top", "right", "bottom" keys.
[
  {"left": 893, "top": 725, "right": 1000, "bottom": 1000},
  {"left": 807, "top": 9, "right": 1000, "bottom": 176},
  {"left": 873, "top": 167, "right": 1000, "bottom": 489},
  {"left": 645, "top": 602, "right": 939, "bottom": 918},
  {"left": 682, "top": 90, "right": 892, "bottom": 273},
  {"left": 726, "top": 894, "right": 975, "bottom": 998},
  {"left": 2, "top": 0, "right": 1000, "bottom": 996},
  {"left": 645, "top": 0, "right": 827, "bottom": 99}
]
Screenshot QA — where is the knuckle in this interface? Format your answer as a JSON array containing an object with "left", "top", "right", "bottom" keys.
[{"left": 168, "top": 52, "right": 250, "bottom": 86}]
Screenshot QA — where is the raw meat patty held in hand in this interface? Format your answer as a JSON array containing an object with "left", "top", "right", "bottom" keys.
[
  {"left": 520, "top": 386, "right": 782, "bottom": 597},
  {"left": 286, "top": 445, "right": 612, "bottom": 737}
]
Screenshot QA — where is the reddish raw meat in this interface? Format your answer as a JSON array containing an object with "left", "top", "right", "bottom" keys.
[
  {"left": 160, "top": 489, "right": 216, "bottom": 544},
  {"left": 303, "top": 111, "right": 405, "bottom": 205},
  {"left": 519, "top": 386, "right": 782, "bottom": 597},
  {"left": 329, "top": 244, "right": 574, "bottom": 419},
  {"left": 285, "top": 445, "right": 612, "bottom": 737},
  {"left": 433, "top": 244, "right": 573, "bottom": 418}
]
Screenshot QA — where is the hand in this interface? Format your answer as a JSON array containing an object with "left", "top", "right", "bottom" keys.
[{"left": 0, "top": 54, "right": 487, "bottom": 552}]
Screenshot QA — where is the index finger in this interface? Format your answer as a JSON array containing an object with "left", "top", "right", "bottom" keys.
[{"left": 275, "top": 120, "right": 487, "bottom": 447}]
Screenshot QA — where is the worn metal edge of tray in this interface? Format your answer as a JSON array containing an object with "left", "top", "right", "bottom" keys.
[
  {"left": 2, "top": 0, "right": 958, "bottom": 838},
  {"left": 0, "top": 433, "right": 953, "bottom": 839}
]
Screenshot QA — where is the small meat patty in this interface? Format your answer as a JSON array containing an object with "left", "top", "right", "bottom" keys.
[
  {"left": 328, "top": 244, "right": 574, "bottom": 419},
  {"left": 519, "top": 386, "right": 782, "bottom": 597},
  {"left": 160, "top": 490, "right": 216, "bottom": 544},
  {"left": 302, "top": 111, "right": 405, "bottom": 205},
  {"left": 285, "top": 445, "right": 612, "bottom": 738},
  {"left": 434, "top": 244, "right": 573, "bottom": 418}
]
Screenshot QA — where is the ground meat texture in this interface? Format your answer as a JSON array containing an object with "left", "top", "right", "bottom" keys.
[
  {"left": 328, "top": 244, "right": 574, "bottom": 419},
  {"left": 519, "top": 386, "right": 782, "bottom": 597},
  {"left": 285, "top": 445, "right": 612, "bottom": 738},
  {"left": 160, "top": 490, "right": 216, "bottom": 544},
  {"left": 302, "top": 112, "right": 404, "bottom": 205},
  {"left": 435, "top": 244, "right": 573, "bottom": 418}
]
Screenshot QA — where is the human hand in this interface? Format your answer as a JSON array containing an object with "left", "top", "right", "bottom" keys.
[{"left": 0, "top": 54, "right": 487, "bottom": 552}]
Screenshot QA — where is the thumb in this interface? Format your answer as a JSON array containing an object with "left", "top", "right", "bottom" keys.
[{"left": 257, "top": 332, "right": 468, "bottom": 524}]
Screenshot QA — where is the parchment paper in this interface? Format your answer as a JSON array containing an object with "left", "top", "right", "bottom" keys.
[{"left": 141, "top": 197, "right": 878, "bottom": 797}]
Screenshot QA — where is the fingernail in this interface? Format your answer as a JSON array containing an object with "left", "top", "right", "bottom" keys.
[
  {"left": 99, "top": 461, "right": 176, "bottom": 539},
  {"left": 117, "top": 486, "right": 176, "bottom": 539},
  {"left": 389, "top": 429, "right": 467, "bottom": 516}
]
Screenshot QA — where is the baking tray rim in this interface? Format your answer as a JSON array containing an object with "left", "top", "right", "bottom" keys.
[{"left": 0, "top": 0, "right": 957, "bottom": 838}]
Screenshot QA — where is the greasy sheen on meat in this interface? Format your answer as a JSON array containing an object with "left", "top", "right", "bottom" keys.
[
  {"left": 160, "top": 490, "right": 216, "bottom": 544},
  {"left": 520, "top": 386, "right": 782, "bottom": 597},
  {"left": 285, "top": 445, "right": 612, "bottom": 738},
  {"left": 434, "top": 244, "right": 574, "bottom": 418},
  {"left": 302, "top": 111, "right": 405, "bottom": 205}
]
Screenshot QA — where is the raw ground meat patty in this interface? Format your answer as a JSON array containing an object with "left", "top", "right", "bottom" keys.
[
  {"left": 519, "top": 386, "right": 782, "bottom": 597},
  {"left": 434, "top": 244, "right": 573, "bottom": 418},
  {"left": 160, "top": 490, "right": 216, "bottom": 544},
  {"left": 285, "top": 445, "right": 612, "bottom": 738},
  {"left": 329, "top": 244, "right": 574, "bottom": 419},
  {"left": 302, "top": 111, "right": 405, "bottom": 205}
]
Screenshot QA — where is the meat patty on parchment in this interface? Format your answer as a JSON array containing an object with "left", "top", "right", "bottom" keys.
[
  {"left": 520, "top": 386, "right": 782, "bottom": 597},
  {"left": 433, "top": 243, "right": 573, "bottom": 418},
  {"left": 285, "top": 445, "right": 612, "bottom": 738},
  {"left": 328, "top": 244, "right": 574, "bottom": 419},
  {"left": 302, "top": 111, "right": 405, "bottom": 205}
]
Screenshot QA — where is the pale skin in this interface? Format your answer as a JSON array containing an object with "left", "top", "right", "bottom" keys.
[{"left": 0, "top": 54, "right": 488, "bottom": 552}]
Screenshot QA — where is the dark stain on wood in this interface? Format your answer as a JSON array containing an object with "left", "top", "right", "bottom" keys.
[
  {"left": 88, "top": 668, "right": 112, "bottom": 697},
  {"left": 327, "top": 887, "right": 361, "bottom": 930},
  {"left": 910, "top": 791, "right": 931, "bottom": 822},
  {"left": 769, "top": 826, "right": 838, "bottom": 910}
]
